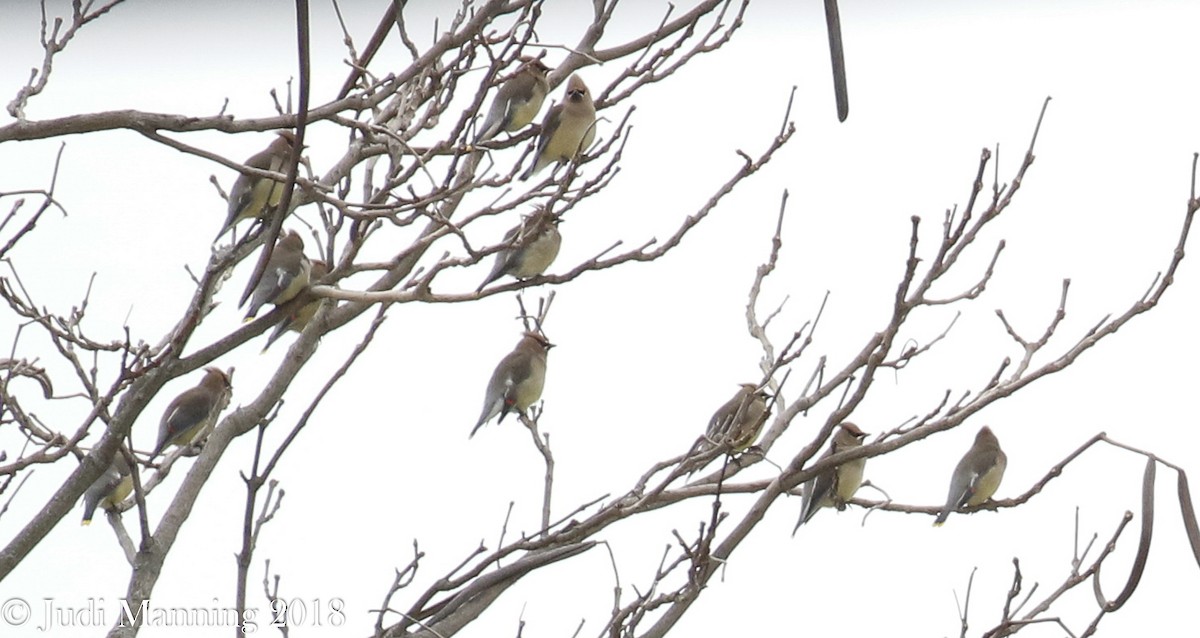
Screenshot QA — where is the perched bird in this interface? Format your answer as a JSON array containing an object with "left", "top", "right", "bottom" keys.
[
  {"left": 519, "top": 75, "right": 596, "bottom": 181},
  {"left": 261, "top": 260, "right": 329, "bottom": 352},
  {"left": 216, "top": 131, "right": 298, "bottom": 240},
  {"left": 475, "top": 210, "right": 562, "bottom": 292},
  {"left": 241, "top": 230, "right": 312, "bottom": 322},
  {"left": 151, "top": 367, "right": 233, "bottom": 458},
  {"left": 793, "top": 422, "right": 868, "bottom": 532},
  {"left": 80, "top": 453, "right": 133, "bottom": 526},
  {"left": 475, "top": 57, "right": 551, "bottom": 143},
  {"left": 934, "top": 426, "right": 1007, "bottom": 526},
  {"left": 703, "top": 383, "right": 771, "bottom": 453},
  {"left": 471, "top": 331, "right": 553, "bottom": 437}
]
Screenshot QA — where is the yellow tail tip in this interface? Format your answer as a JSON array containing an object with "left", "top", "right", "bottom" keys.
[{"left": 81, "top": 520, "right": 92, "bottom": 527}]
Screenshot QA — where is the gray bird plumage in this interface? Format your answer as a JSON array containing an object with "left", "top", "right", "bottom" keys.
[
  {"left": 242, "top": 230, "right": 312, "bottom": 322},
  {"left": 794, "top": 422, "right": 868, "bottom": 533},
  {"left": 703, "top": 383, "right": 771, "bottom": 453},
  {"left": 476, "top": 210, "right": 562, "bottom": 292},
  {"left": 262, "top": 260, "right": 329, "bottom": 352},
  {"left": 934, "top": 426, "right": 1006, "bottom": 526},
  {"left": 519, "top": 75, "right": 596, "bottom": 181},
  {"left": 216, "top": 131, "right": 297, "bottom": 240},
  {"left": 81, "top": 453, "right": 132, "bottom": 526},
  {"left": 151, "top": 367, "right": 232, "bottom": 458},
  {"left": 476, "top": 58, "right": 551, "bottom": 143},
  {"left": 471, "top": 332, "right": 553, "bottom": 437}
]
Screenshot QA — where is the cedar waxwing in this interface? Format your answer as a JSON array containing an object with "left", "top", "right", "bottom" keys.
[
  {"left": 151, "top": 367, "right": 232, "bottom": 458},
  {"left": 475, "top": 210, "right": 562, "bottom": 292},
  {"left": 793, "top": 422, "right": 868, "bottom": 533},
  {"left": 216, "top": 131, "right": 298, "bottom": 240},
  {"left": 80, "top": 453, "right": 133, "bottom": 526},
  {"left": 471, "top": 331, "right": 553, "bottom": 437},
  {"left": 241, "top": 230, "right": 312, "bottom": 322},
  {"left": 933, "top": 426, "right": 1007, "bottom": 526},
  {"left": 476, "top": 58, "right": 551, "bottom": 143},
  {"left": 261, "top": 260, "right": 329, "bottom": 352},
  {"left": 703, "top": 383, "right": 771, "bottom": 453},
  {"left": 519, "top": 75, "right": 596, "bottom": 181}
]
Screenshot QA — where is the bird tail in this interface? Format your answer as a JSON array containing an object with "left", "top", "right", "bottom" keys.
[
  {"left": 932, "top": 508, "right": 951, "bottom": 527},
  {"left": 214, "top": 215, "right": 235, "bottom": 242},
  {"left": 476, "top": 273, "right": 499, "bottom": 294},
  {"left": 519, "top": 158, "right": 543, "bottom": 182},
  {"left": 793, "top": 497, "right": 817, "bottom": 535},
  {"left": 261, "top": 323, "right": 288, "bottom": 353},
  {"left": 475, "top": 122, "right": 500, "bottom": 145},
  {"left": 470, "top": 408, "right": 493, "bottom": 438},
  {"left": 81, "top": 496, "right": 100, "bottom": 526}
]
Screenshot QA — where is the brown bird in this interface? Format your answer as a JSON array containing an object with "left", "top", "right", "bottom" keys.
[
  {"left": 476, "top": 210, "right": 562, "bottom": 292},
  {"left": 471, "top": 331, "right": 553, "bottom": 437},
  {"left": 261, "top": 260, "right": 329, "bottom": 352},
  {"left": 934, "top": 426, "right": 1007, "bottom": 526},
  {"left": 704, "top": 383, "right": 771, "bottom": 453},
  {"left": 793, "top": 422, "right": 868, "bottom": 532},
  {"left": 241, "top": 230, "right": 312, "bottom": 322},
  {"left": 476, "top": 57, "right": 551, "bottom": 143},
  {"left": 216, "top": 131, "right": 298, "bottom": 240},
  {"left": 520, "top": 75, "right": 596, "bottom": 180},
  {"left": 80, "top": 453, "right": 133, "bottom": 526},
  {"left": 151, "top": 367, "right": 233, "bottom": 458}
]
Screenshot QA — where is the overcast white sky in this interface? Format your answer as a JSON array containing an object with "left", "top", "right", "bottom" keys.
[{"left": 0, "top": 1, "right": 1197, "bottom": 636}]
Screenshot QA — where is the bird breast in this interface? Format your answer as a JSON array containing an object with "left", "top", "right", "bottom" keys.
[
  {"left": 510, "top": 228, "right": 562, "bottom": 278},
  {"left": 835, "top": 457, "right": 866, "bottom": 502}
]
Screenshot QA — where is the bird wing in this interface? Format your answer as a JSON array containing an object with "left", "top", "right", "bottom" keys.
[
  {"left": 800, "top": 467, "right": 835, "bottom": 525},
  {"left": 534, "top": 103, "right": 565, "bottom": 159},
  {"left": 81, "top": 464, "right": 125, "bottom": 523},
  {"left": 271, "top": 263, "right": 298, "bottom": 294},
  {"left": 705, "top": 395, "right": 741, "bottom": 442},
  {"left": 795, "top": 441, "right": 839, "bottom": 531},
  {"left": 477, "top": 95, "right": 510, "bottom": 142},
  {"left": 472, "top": 351, "right": 527, "bottom": 435},
  {"left": 251, "top": 263, "right": 297, "bottom": 311},
  {"left": 220, "top": 145, "right": 282, "bottom": 235},
  {"left": 950, "top": 457, "right": 987, "bottom": 509},
  {"left": 156, "top": 390, "right": 212, "bottom": 453},
  {"left": 500, "top": 350, "right": 534, "bottom": 405},
  {"left": 477, "top": 225, "right": 523, "bottom": 291},
  {"left": 964, "top": 448, "right": 1006, "bottom": 506}
]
